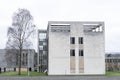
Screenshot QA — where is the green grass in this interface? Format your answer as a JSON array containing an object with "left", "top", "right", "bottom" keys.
[
  {"left": 0, "top": 71, "right": 47, "bottom": 76},
  {"left": 1, "top": 71, "right": 120, "bottom": 76},
  {"left": 106, "top": 71, "right": 120, "bottom": 76}
]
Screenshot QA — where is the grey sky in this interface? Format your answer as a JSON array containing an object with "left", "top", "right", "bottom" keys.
[{"left": 0, "top": 0, "right": 120, "bottom": 52}]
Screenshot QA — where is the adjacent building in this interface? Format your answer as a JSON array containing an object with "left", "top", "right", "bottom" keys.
[
  {"left": 47, "top": 21, "right": 105, "bottom": 75},
  {"left": 38, "top": 30, "right": 48, "bottom": 72},
  {"left": 0, "top": 49, "right": 36, "bottom": 71}
]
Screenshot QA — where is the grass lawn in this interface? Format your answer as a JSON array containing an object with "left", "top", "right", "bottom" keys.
[
  {"left": 1, "top": 71, "right": 120, "bottom": 76},
  {"left": 106, "top": 71, "right": 120, "bottom": 76},
  {"left": 0, "top": 71, "right": 47, "bottom": 76}
]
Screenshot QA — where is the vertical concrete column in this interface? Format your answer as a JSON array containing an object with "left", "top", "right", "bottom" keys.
[
  {"left": 75, "top": 36, "right": 79, "bottom": 74},
  {"left": 37, "top": 31, "right": 40, "bottom": 72}
]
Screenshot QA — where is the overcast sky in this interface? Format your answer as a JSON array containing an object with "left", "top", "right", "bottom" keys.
[{"left": 0, "top": 0, "right": 120, "bottom": 52}]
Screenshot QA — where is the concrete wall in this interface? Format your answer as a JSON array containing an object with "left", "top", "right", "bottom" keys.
[
  {"left": 84, "top": 32, "right": 105, "bottom": 74},
  {"left": 48, "top": 26, "right": 70, "bottom": 75}
]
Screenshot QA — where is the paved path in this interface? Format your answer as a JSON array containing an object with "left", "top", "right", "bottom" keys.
[{"left": 0, "top": 76, "right": 120, "bottom": 80}]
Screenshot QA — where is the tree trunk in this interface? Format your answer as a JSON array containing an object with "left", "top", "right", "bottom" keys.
[{"left": 18, "top": 48, "right": 22, "bottom": 75}]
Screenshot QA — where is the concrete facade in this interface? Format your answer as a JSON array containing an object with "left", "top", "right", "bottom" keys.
[{"left": 47, "top": 21, "right": 105, "bottom": 75}]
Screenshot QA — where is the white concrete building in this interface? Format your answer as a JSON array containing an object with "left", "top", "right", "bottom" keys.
[{"left": 47, "top": 21, "right": 105, "bottom": 75}]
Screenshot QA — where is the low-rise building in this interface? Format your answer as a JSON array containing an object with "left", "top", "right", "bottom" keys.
[
  {"left": 0, "top": 49, "right": 36, "bottom": 71},
  {"left": 105, "top": 53, "right": 120, "bottom": 71}
]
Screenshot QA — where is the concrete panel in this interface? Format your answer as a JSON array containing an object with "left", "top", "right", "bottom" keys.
[{"left": 70, "top": 57, "right": 75, "bottom": 73}]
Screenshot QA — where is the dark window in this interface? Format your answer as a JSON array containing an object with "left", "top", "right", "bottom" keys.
[
  {"left": 79, "top": 37, "right": 83, "bottom": 44},
  {"left": 26, "top": 54, "right": 27, "bottom": 65},
  {"left": 119, "top": 59, "right": 120, "bottom": 62},
  {"left": 39, "top": 41, "right": 43, "bottom": 45},
  {"left": 108, "top": 59, "right": 110, "bottom": 63},
  {"left": 70, "top": 49, "right": 75, "bottom": 56},
  {"left": 43, "top": 46, "right": 47, "bottom": 50},
  {"left": 39, "top": 46, "right": 43, "bottom": 50},
  {"left": 39, "top": 50, "right": 43, "bottom": 53},
  {"left": 79, "top": 49, "right": 84, "bottom": 56},
  {"left": 108, "top": 59, "right": 109, "bottom": 63},
  {"left": 70, "top": 37, "right": 75, "bottom": 44}
]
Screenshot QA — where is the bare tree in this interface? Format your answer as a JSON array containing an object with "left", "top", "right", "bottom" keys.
[{"left": 5, "top": 9, "right": 36, "bottom": 75}]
